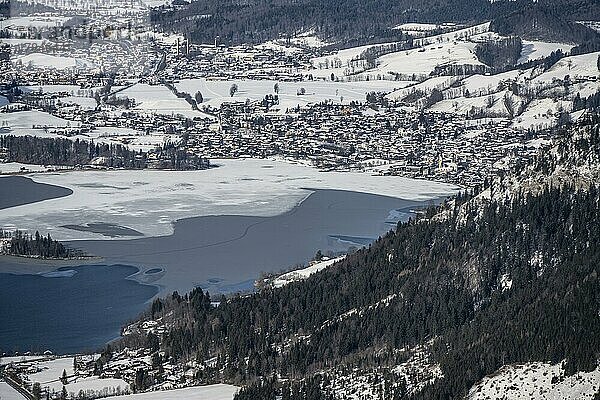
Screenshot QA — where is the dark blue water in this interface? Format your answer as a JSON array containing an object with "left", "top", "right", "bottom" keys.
[
  {"left": 0, "top": 176, "right": 72, "bottom": 210},
  {"left": 0, "top": 264, "right": 157, "bottom": 354},
  {"left": 0, "top": 188, "right": 444, "bottom": 355}
]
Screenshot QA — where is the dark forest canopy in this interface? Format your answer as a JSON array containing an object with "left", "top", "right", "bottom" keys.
[
  {"left": 151, "top": 0, "right": 600, "bottom": 47},
  {"left": 0, "top": 135, "right": 210, "bottom": 170},
  {"left": 0, "top": 229, "right": 82, "bottom": 258}
]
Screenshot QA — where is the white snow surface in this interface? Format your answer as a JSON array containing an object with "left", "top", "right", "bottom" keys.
[
  {"left": 0, "top": 381, "right": 24, "bottom": 400},
  {"left": 0, "top": 109, "right": 81, "bottom": 135},
  {"left": 102, "top": 384, "right": 238, "bottom": 400},
  {"left": 272, "top": 256, "right": 345, "bottom": 287},
  {"left": 386, "top": 76, "right": 462, "bottom": 101},
  {"left": 467, "top": 361, "right": 600, "bottom": 400},
  {"left": 118, "top": 83, "right": 214, "bottom": 119},
  {"left": 0, "top": 158, "right": 458, "bottom": 241},
  {"left": 2, "top": 16, "right": 70, "bottom": 29},
  {"left": 175, "top": 78, "right": 398, "bottom": 110},
  {"left": 26, "top": 358, "right": 130, "bottom": 394},
  {"left": 518, "top": 41, "right": 574, "bottom": 64},
  {"left": 15, "top": 53, "right": 96, "bottom": 70},
  {"left": 532, "top": 52, "right": 600, "bottom": 83},
  {"left": 27, "top": 358, "right": 74, "bottom": 388},
  {"left": 0, "top": 163, "right": 69, "bottom": 174},
  {"left": 366, "top": 40, "right": 483, "bottom": 78},
  {"left": 0, "top": 355, "right": 49, "bottom": 365}
]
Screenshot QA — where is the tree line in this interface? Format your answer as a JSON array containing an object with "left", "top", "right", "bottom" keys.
[
  {"left": 0, "top": 135, "right": 210, "bottom": 170},
  {"left": 0, "top": 230, "right": 78, "bottom": 258}
]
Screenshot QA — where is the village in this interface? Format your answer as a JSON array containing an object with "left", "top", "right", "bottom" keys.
[{"left": 1, "top": 4, "right": 596, "bottom": 188}]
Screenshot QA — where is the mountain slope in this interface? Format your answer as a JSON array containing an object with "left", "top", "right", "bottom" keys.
[
  {"left": 107, "top": 115, "right": 600, "bottom": 399},
  {"left": 151, "top": 0, "right": 600, "bottom": 47}
]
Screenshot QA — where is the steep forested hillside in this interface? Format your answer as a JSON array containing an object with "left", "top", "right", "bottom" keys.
[
  {"left": 151, "top": 0, "right": 516, "bottom": 46},
  {"left": 490, "top": 5, "right": 600, "bottom": 44},
  {"left": 112, "top": 115, "right": 600, "bottom": 398},
  {"left": 151, "top": 0, "right": 600, "bottom": 47}
]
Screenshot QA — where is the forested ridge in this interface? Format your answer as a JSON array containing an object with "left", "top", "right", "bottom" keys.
[
  {"left": 113, "top": 116, "right": 600, "bottom": 398},
  {"left": 151, "top": 0, "right": 600, "bottom": 47}
]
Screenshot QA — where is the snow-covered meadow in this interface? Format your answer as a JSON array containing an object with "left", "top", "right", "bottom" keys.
[
  {"left": 0, "top": 158, "right": 458, "bottom": 241},
  {"left": 174, "top": 78, "right": 401, "bottom": 111},
  {"left": 0, "top": 381, "right": 23, "bottom": 400},
  {"left": 15, "top": 53, "right": 96, "bottom": 70},
  {"left": 23, "top": 357, "right": 130, "bottom": 397},
  {"left": 271, "top": 256, "right": 345, "bottom": 287},
  {"left": 467, "top": 361, "right": 600, "bottom": 400},
  {"left": 117, "top": 83, "right": 214, "bottom": 119},
  {"left": 102, "top": 384, "right": 238, "bottom": 400}
]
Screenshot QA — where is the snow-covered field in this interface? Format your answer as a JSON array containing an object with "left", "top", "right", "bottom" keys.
[
  {"left": 386, "top": 76, "right": 462, "bottom": 101},
  {"left": 20, "top": 85, "right": 83, "bottom": 94},
  {"left": 366, "top": 40, "right": 483, "bottom": 78},
  {"left": 532, "top": 51, "right": 600, "bottom": 84},
  {"left": 0, "top": 381, "right": 24, "bottom": 400},
  {"left": 15, "top": 53, "right": 96, "bottom": 70},
  {"left": 20, "top": 357, "right": 130, "bottom": 397},
  {"left": 429, "top": 90, "right": 514, "bottom": 117},
  {"left": 0, "top": 158, "right": 458, "bottom": 241},
  {"left": 518, "top": 40, "right": 574, "bottom": 64},
  {"left": 103, "top": 384, "right": 238, "bottom": 400},
  {"left": 1, "top": 355, "right": 49, "bottom": 365},
  {"left": 457, "top": 70, "right": 523, "bottom": 97},
  {"left": 26, "top": 358, "right": 74, "bottom": 391},
  {"left": 511, "top": 98, "right": 572, "bottom": 130},
  {"left": 175, "top": 78, "right": 400, "bottom": 110},
  {"left": 272, "top": 256, "right": 345, "bottom": 287},
  {"left": 1, "top": 16, "right": 71, "bottom": 29},
  {"left": 467, "top": 361, "right": 600, "bottom": 400},
  {"left": 117, "top": 83, "right": 214, "bottom": 119},
  {"left": 0, "top": 109, "right": 81, "bottom": 135},
  {"left": 0, "top": 108, "right": 178, "bottom": 151},
  {"left": 0, "top": 162, "right": 69, "bottom": 174}
]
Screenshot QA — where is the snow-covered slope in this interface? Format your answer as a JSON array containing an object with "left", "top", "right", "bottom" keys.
[
  {"left": 467, "top": 362, "right": 600, "bottom": 400},
  {"left": 102, "top": 384, "right": 238, "bottom": 400},
  {"left": 518, "top": 40, "right": 574, "bottom": 64},
  {"left": 532, "top": 51, "right": 600, "bottom": 83},
  {"left": 272, "top": 256, "right": 345, "bottom": 287},
  {"left": 16, "top": 53, "right": 96, "bottom": 70}
]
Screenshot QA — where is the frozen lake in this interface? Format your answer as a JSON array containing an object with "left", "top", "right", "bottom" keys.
[
  {"left": 69, "top": 189, "right": 427, "bottom": 295},
  {"left": 1, "top": 189, "right": 432, "bottom": 354},
  {"left": 0, "top": 161, "right": 457, "bottom": 353}
]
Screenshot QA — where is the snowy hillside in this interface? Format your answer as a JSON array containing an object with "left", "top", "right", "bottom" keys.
[
  {"left": 103, "top": 384, "right": 238, "bottom": 400},
  {"left": 468, "top": 362, "right": 600, "bottom": 400}
]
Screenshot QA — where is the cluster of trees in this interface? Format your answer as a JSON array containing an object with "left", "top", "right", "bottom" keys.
[
  {"left": 235, "top": 377, "right": 334, "bottom": 400},
  {"left": 475, "top": 36, "right": 523, "bottom": 70},
  {"left": 0, "top": 230, "right": 76, "bottom": 258},
  {"left": 0, "top": 135, "right": 210, "bottom": 170},
  {"left": 573, "top": 91, "right": 600, "bottom": 112}
]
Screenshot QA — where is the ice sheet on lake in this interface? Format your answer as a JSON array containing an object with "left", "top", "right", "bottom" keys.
[{"left": 0, "top": 158, "right": 458, "bottom": 240}]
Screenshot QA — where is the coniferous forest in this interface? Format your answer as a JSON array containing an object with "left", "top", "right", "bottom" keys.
[
  {"left": 0, "top": 135, "right": 210, "bottom": 170},
  {"left": 0, "top": 230, "right": 80, "bottom": 258},
  {"left": 112, "top": 116, "right": 600, "bottom": 399},
  {"left": 151, "top": 0, "right": 600, "bottom": 46}
]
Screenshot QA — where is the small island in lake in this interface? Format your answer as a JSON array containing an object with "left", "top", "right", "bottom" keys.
[{"left": 0, "top": 230, "right": 90, "bottom": 259}]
